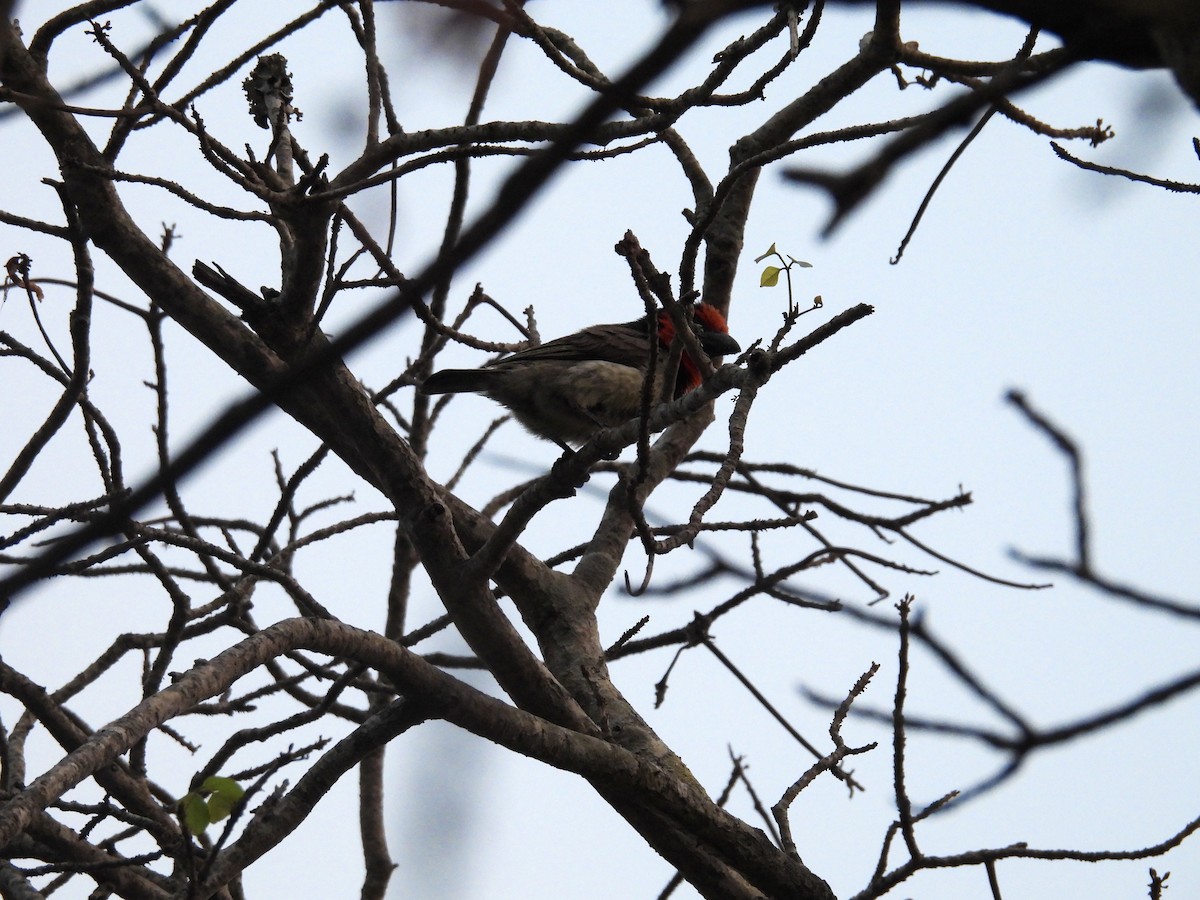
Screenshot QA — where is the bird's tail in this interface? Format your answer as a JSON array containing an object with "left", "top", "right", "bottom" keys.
[{"left": 419, "top": 369, "right": 495, "bottom": 395}]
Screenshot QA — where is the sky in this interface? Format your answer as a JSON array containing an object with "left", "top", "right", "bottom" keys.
[{"left": 1, "top": 2, "right": 1198, "bottom": 899}]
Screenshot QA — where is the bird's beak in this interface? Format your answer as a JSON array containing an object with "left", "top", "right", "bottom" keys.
[{"left": 700, "top": 331, "right": 741, "bottom": 357}]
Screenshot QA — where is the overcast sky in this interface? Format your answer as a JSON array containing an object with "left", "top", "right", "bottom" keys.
[{"left": 2, "top": 3, "right": 1198, "bottom": 898}]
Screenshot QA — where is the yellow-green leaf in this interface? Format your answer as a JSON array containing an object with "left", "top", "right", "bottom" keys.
[
  {"left": 760, "top": 266, "right": 781, "bottom": 287},
  {"left": 207, "top": 792, "right": 237, "bottom": 823},
  {"left": 202, "top": 776, "right": 245, "bottom": 802},
  {"left": 753, "top": 243, "right": 777, "bottom": 263},
  {"left": 181, "top": 793, "right": 210, "bottom": 835}
]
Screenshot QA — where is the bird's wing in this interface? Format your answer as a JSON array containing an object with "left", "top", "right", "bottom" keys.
[{"left": 488, "top": 321, "right": 652, "bottom": 370}]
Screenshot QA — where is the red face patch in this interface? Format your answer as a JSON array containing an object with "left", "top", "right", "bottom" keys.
[{"left": 655, "top": 303, "right": 729, "bottom": 396}]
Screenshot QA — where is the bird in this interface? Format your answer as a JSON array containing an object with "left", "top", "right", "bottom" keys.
[{"left": 420, "top": 303, "right": 740, "bottom": 447}]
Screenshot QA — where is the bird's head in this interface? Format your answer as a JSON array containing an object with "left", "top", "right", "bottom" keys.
[{"left": 655, "top": 302, "right": 740, "bottom": 396}]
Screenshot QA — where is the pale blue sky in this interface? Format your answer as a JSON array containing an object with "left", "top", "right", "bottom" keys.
[{"left": 2, "top": 3, "right": 1197, "bottom": 898}]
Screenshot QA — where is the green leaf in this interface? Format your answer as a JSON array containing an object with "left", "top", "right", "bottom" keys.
[
  {"left": 794, "top": 259, "right": 813, "bottom": 268},
  {"left": 207, "top": 792, "right": 237, "bottom": 823},
  {"left": 760, "top": 266, "right": 781, "bottom": 287},
  {"left": 202, "top": 776, "right": 245, "bottom": 803},
  {"left": 181, "top": 793, "right": 210, "bottom": 835},
  {"left": 753, "top": 243, "right": 777, "bottom": 263}
]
